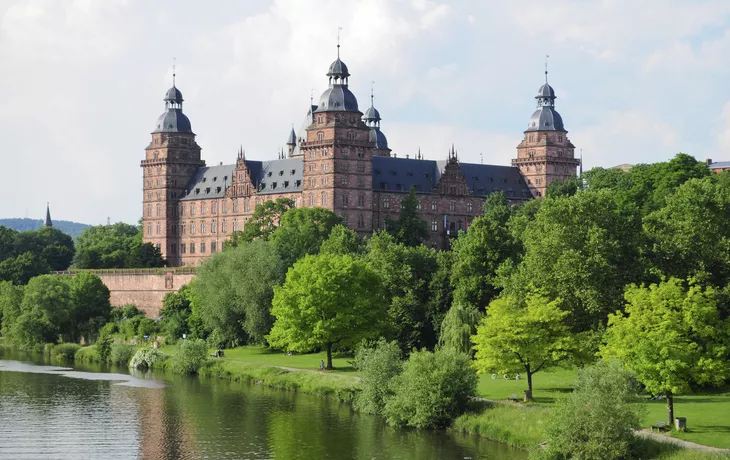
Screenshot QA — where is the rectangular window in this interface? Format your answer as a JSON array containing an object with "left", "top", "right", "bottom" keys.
[
  {"left": 211, "top": 202, "right": 217, "bottom": 213},
  {"left": 190, "top": 222, "right": 195, "bottom": 234},
  {"left": 223, "top": 201, "right": 228, "bottom": 213},
  {"left": 466, "top": 202, "right": 473, "bottom": 212},
  {"left": 201, "top": 223, "right": 207, "bottom": 233},
  {"left": 233, "top": 220, "right": 239, "bottom": 231},
  {"left": 201, "top": 242, "right": 206, "bottom": 253},
  {"left": 449, "top": 201, "right": 456, "bottom": 212},
  {"left": 383, "top": 198, "right": 389, "bottom": 208},
  {"left": 212, "top": 220, "right": 217, "bottom": 233},
  {"left": 190, "top": 206, "right": 195, "bottom": 216},
  {"left": 190, "top": 243, "right": 196, "bottom": 254},
  {"left": 431, "top": 221, "right": 438, "bottom": 232},
  {"left": 233, "top": 199, "right": 239, "bottom": 213},
  {"left": 181, "top": 243, "right": 187, "bottom": 254},
  {"left": 358, "top": 194, "right": 364, "bottom": 207},
  {"left": 431, "top": 201, "right": 437, "bottom": 211},
  {"left": 244, "top": 200, "right": 250, "bottom": 212},
  {"left": 201, "top": 202, "right": 207, "bottom": 214},
  {"left": 211, "top": 242, "right": 217, "bottom": 253},
  {"left": 222, "top": 219, "right": 227, "bottom": 233}
]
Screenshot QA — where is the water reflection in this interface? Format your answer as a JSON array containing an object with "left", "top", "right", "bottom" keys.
[{"left": 0, "top": 350, "right": 526, "bottom": 459}]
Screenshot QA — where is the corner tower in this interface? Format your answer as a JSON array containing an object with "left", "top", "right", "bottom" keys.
[
  {"left": 300, "top": 43, "right": 375, "bottom": 233},
  {"left": 513, "top": 68, "right": 579, "bottom": 197},
  {"left": 141, "top": 73, "right": 204, "bottom": 265}
]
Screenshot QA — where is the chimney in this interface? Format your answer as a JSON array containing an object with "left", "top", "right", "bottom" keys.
[{"left": 706, "top": 158, "right": 713, "bottom": 165}]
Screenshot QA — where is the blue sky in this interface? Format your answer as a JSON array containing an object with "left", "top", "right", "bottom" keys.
[{"left": 1, "top": 0, "right": 729, "bottom": 224}]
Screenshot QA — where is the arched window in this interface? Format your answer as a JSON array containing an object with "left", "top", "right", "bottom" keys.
[
  {"left": 211, "top": 220, "right": 217, "bottom": 233},
  {"left": 190, "top": 222, "right": 196, "bottom": 234},
  {"left": 317, "top": 131, "right": 324, "bottom": 141}
]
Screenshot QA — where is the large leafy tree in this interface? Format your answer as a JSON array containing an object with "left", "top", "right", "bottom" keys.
[
  {"left": 450, "top": 192, "right": 518, "bottom": 310},
  {"left": 437, "top": 303, "right": 481, "bottom": 355},
  {"left": 0, "top": 252, "right": 52, "bottom": 285},
  {"left": 270, "top": 207, "right": 344, "bottom": 267},
  {"left": 0, "top": 225, "right": 74, "bottom": 283},
  {"left": 0, "top": 281, "right": 24, "bottom": 337},
  {"left": 504, "top": 190, "right": 645, "bottom": 331},
  {"left": 385, "top": 187, "right": 429, "bottom": 247},
  {"left": 65, "top": 272, "right": 112, "bottom": 343},
  {"left": 193, "top": 240, "right": 285, "bottom": 346},
  {"left": 319, "top": 224, "right": 362, "bottom": 256},
  {"left": 73, "top": 222, "right": 164, "bottom": 269},
  {"left": 232, "top": 198, "right": 295, "bottom": 245},
  {"left": 472, "top": 292, "right": 573, "bottom": 397},
  {"left": 602, "top": 278, "right": 729, "bottom": 425},
  {"left": 268, "top": 253, "right": 386, "bottom": 369},
  {"left": 644, "top": 175, "right": 730, "bottom": 286},
  {"left": 365, "top": 231, "right": 439, "bottom": 351},
  {"left": 159, "top": 284, "right": 195, "bottom": 341}
]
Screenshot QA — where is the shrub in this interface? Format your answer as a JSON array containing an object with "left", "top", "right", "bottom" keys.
[
  {"left": 534, "top": 360, "right": 645, "bottom": 460},
  {"left": 51, "top": 343, "right": 81, "bottom": 361},
  {"left": 96, "top": 333, "right": 112, "bottom": 363},
  {"left": 129, "top": 347, "right": 160, "bottom": 370},
  {"left": 169, "top": 339, "right": 209, "bottom": 374},
  {"left": 354, "top": 338, "right": 402, "bottom": 415},
  {"left": 383, "top": 347, "right": 477, "bottom": 428},
  {"left": 42, "top": 343, "right": 55, "bottom": 356},
  {"left": 109, "top": 343, "right": 136, "bottom": 365},
  {"left": 74, "top": 346, "right": 100, "bottom": 363}
]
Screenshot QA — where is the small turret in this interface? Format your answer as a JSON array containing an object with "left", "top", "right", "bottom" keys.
[{"left": 44, "top": 203, "right": 53, "bottom": 228}]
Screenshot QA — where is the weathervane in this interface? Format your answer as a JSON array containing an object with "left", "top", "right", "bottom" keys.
[
  {"left": 173, "top": 57, "right": 177, "bottom": 86},
  {"left": 544, "top": 54, "right": 550, "bottom": 82},
  {"left": 337, "top": 26, "right": 343, "bottom": 57}
]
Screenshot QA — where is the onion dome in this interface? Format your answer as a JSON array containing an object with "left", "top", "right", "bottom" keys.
[
  {"left": 369, "top": 127, "right": 388, "bottom": 149},
  {"left": 164, "top": 86, "right": 184, "bottom": 104},
  {"left": 363, "top": 105, "right": 381, "bottom": 123},
  {"left": 327, "top": 58, "right": 350, "bottom": 80},
  {"left": 526, "top": 71, "right": 564, "bottom": 132},
  {"left": 153, "top": 81, "right": 193, "bottom": 133},
  {"left": 316, "top": 86, "right": 358, "bottom": 112}
]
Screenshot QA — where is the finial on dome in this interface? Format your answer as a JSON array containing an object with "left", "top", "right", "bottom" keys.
[
  {"left": 173, "top": 56, "right": 177, "bottom": 87},
  {"left": 545, "top": 54, "right": 549, "bottom": 83},
  {"left": 371, "top": 81, "right": 375, "bottom": 107},
  {"left": 337, "top": 26, "right": 342, "bottom": 58}
]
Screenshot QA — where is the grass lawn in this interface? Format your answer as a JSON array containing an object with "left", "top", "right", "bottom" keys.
[{"left": 476, "top": 367, "right": 730, "bottom": 449}]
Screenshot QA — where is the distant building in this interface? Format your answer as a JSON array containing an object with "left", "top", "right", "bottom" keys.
[
  {"left": 707, "top": 160, "right": 730, "bottom": 174},
  {"left": 141, "top": 45, "right": 580, "bottom": 266},
  {"left": 44, "top": 203, "right": 52, "bottom": 228}
]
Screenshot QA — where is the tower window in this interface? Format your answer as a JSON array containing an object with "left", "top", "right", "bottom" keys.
[
  {"left": 431, "top": 220, "right": 438, "bottom": 232},
  {"left": 449, "top": 201, "right": 456, "bottom": 212},
  {"left": 317, "top": 132, "right": 324, "bottom": 141}
]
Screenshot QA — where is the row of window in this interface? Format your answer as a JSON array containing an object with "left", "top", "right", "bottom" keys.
[
  {"left": 381, "top": 198, "right": 474, "bottom": 213},
  {"left": 146, "top": 218, "right": 247, "bottom": 236},
  {"left": 171, "top": 241, "right": 217, "bottom": 255}
]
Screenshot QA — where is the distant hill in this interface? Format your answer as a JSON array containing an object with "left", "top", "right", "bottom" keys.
[{"left": 0, "top": 218, "right": 90, "bottom": 238}]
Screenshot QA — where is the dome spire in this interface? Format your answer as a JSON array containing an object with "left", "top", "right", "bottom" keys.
[
  {"left": 172, "top": 56, "right": 177, "bottom": 87},
  {"left": 337, "top": 26, "right": 342, "bottom": 58},
  {"left": 544, "top": 54, "right": 549, "bottom": 84}
]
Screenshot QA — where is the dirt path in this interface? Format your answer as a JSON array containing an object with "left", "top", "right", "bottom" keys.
[{"left": 634, "top": 430, "right": 730, "bottom": 453}]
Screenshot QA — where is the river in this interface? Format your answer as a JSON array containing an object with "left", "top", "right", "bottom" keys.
[{"left": 0, "top": 349, "right": 527, "bottom": 460}]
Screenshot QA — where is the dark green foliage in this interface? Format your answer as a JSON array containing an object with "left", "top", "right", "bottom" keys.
[
  {"left": 426, "top": 250, "right": 454, "bottom": 338},
  {"left": 96, "top": 330, "right": 112, "bottom": 362},
  {"left": 385, "top": 187, "right": 429, "bottom": 247},
  {"left": 193, "top": 240, "right": 285, "bottom": 346},
  {"left": 65, "top": 272, "right": 112, "bottom": 343},
  {"left": 536, "top": 361, "right": 645, "bottom": 460},
  {"left": 383, "top": 348, "right": 477, "bottom": 428},
  {"left": 451, "top": 192, "right": 518, "bottom": 310},
  {"left": 546, "top": 176, "right": 582, "bottom": 198},
  {"left": 232, "top": 198, "right": 295, "bottom": 245},
  {"left": 438, "top": 303, "right": 481, "bottom": 355},
  {"left": 51, "top": 343, "right": 81, "bottom": 361},
  {"left": 354, "top": 339, "right": 403, "bottom": 414},
  {"left": 73, "top": 223, "right": 165, "bottom": 269},
  {"left": 0, "top": 226, "right": 74, "bottom": 283},
  {"left": 365, "top": 232, "right": 440, "bottom": 351},
  {"left": 169, "top": 339, "right": 209, "bottom": 374},
  {"left": 270, "top": 207, "right": 344, "bottom": 267},
  {"left": 0, "top": 218, "right": 89, "bottom": 238},
  {"left": 159, "top": 284, "right": 194, "bottom": 342}
]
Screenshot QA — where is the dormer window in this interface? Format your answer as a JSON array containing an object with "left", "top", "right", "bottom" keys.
[
  {"left": 205, "top": 187, "right": 211, "bottom": 194},
  {"left": 268, "top": 172, "right": 272, "bottom": 177},
  {"left": 195, "top": 188, "right": 200, "bottom": 195},
  {"left": 291, "top": 169, "right": 296, "bottom": 175},
  {"left": 284, "top": 181, "right": 289, "bottom": 188},
  {"left": 279, "top": 171, "right": 283, "bottom": 176},
  {"left": 271, "top": 182, "right": 277, "bottom": 189}
]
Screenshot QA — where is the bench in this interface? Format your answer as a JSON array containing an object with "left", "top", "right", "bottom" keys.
[
  {"left": 507, "top": 394, "right": 520, "bottom": 402},
  {"left": 651, "top": 421, "right": 668, "bottom": 432},
  {"left": 211, "top": 349, "right": 224, "bottom": 358}
]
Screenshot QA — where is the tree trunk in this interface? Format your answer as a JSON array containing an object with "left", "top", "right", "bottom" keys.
[
  {"left": 526, "top": 364, "right": 533, "bottom": 393},
  {"left": 326, "top": 343, "right": 333, "bottom": 370},
  {"left": 667, "top": 392, "right": 674, "bottom": 427}
]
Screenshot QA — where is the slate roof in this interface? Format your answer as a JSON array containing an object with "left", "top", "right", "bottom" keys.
[
  {"left": 372, "top": 156, "right": 532, "bottom": 199},
  {"left": 709, "top": 161, "right": 730, "bottom": 169},
  {"left": 526, "top": 106, "right": 564, "bottom": 132},
  {"left": 180, "top": 158, "right": 304, "bottom": 201},
  {"left": 153, "top": 109, "right": 193, "bottom": 134}
]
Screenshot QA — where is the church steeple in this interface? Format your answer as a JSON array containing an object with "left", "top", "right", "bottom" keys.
[{"left": 44, "top": 203, "right": 52, "bottom": 228}]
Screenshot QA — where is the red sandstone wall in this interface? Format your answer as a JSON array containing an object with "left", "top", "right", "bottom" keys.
[{"left": 94, "top": 271, "right": 195, "bottom": 318}]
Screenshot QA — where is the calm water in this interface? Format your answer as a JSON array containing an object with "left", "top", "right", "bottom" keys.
[{"left": 0, "top": 349, "right": 526, "bottom": 460}]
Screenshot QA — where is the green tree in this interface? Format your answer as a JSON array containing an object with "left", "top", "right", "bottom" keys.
[
  {"left": 427, "top": 250, "right": 455, "bottom": 340},
  {"left": 270, "top": 207, "right": 344, "bottom": 267},
  {"left": 66, "top": 272, "right": 111, "bottom": 343},
  {"left": 354, "top": 338, "right": 403, "bottom": 415},
  {"left": 73, "top": 222, "right": 163, "bottom": 268},
  {"left": 546, "top": 176, "right": 582, "bottom": 198},
  {"left": 0, "top": 252, "right": 52, "bottom": 285},
  {"left": 365, "top": 231, "right": 439, "bottom": 351},
  {"left": 268, "top": 253, "right": 386, "bottom": 369},
  {"left": 383, "top": 348, "right": 477, "bottom": 428},
  {"left": 0, "top": 281, "right": 24, "bottom": 337},
  {"left": 644, "top": 175, "right": 730, "bottom": 286},
  {"left": 7, "top": 275, "right": 73, "bottom": 351},
  {"left": 193, "top": 240, "right": 285, "bottom": 345},
  {"left": 319, "top": 224, "right": 362, "bottom": 256},
  {"left": 472, "top": 292, "right": 573, "bottom": 397},
  {"left": 385, "top": 187, "right": 429, "bottom": 247},
  {"left": 451, "top": 192, "right": 518, "bottom": 310},
  {"left": 538, "top": 361, "right": 645, "bottom": 460},
  {"left": 159, "top": 284, "right": 194, "bottom": 341},
  {"left": 602, "top": 279, "right": 729, "bottom": 425},
  {"left": 438, "top": 303, "right": 481, "bottom": 355},
  {"left": 0, "top": 226, "right": 18, "bottom": 261},
  {"left": 232, "top": 198, "right": 295, "bottom": 245}
]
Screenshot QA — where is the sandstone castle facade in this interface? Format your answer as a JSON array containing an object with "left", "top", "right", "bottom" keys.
[{"left": 142, "top": 46, "right": 579, "bottom": 266}]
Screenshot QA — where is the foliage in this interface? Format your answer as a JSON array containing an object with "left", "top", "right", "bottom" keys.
[
  {"left": 231, "top": 198, "right": 295, "bottom": 245},
  {"left": 0, "top": 281, "right": 24, "bottom": 337},
  {"left": 546, "top": 175, "right": 582, "bottom": 198},
  {"left": 365, "top": 232, "right": 439, "bottom": 351},
  {"left": 536, "top": 361, "right": 645, "bottom": 460},
  {"left": 270, "top": 207, "right": 344, "bottom": 267},
  {"left": 438, "top": 303, "right": 481, "bottom": 355},
  {"left": 193, "top": 240, "right": 285, "bottom": 345},
  {"left": 451, "top": 402, "right": 550, "bottom": 449},
  {"left": 504, "top": 189, "right": 645, "bottom": 331},
  {"left": 65, "top": 272, "right": 111, "bottom": 342},
  {"left": 96, "top": 330, "right": 112, "bottom": 362},
  {"left": 451, "top": 192, "right": 519, "bottom": 310},
  {"left": 110, "top": 343, "right": 136, "bottom": 365},
  {"left": 0, "top": 252, "right": 52, "bottom": 285},
  {"left": 383, "top": 347, "right": 477, "bottom": 428},
  {"left": 384, "top": 187, "right": 429, "bottom": 247},
  {"left": 51, "top": 343, "right": 82, "bottom": 361},
  {"left": 129, "top": 347, "right": 161, "bottom": 370},
  {"left": 426, "top": 250, "right": 455, "bottom": 339},
  {"left": 268, "top": 253, "right": 386, "bottom": 369},
  {"left": 73, "top": 222, "right": 165, "bottom": 269},
  {"left": 472, "top": 292, "right": 573, "bottom": 394},
  {"left": 159, "top": 284, "right": 194, "bottom": 342},
  {"left": 644, "top": 175, "right": 730, "bottom": 286},
  {"left": 354, "top": 338, "right": 403, "bottom": 415},
  {"left": 319, "top": 225, "right": 362, "bottom": 256},
  {"left": 0, "top": 225, "right": 74, "bottom": 284},
  {"left": 602, "top": 278, "right": 729, "bottom": 424},
  {"left": 169, "top": 339, "right": 209, "bottom": 374}
]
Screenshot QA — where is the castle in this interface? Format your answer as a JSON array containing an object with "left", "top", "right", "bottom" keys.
[{"left": 142, "top": 46, "right": 579, "bottom": 266}]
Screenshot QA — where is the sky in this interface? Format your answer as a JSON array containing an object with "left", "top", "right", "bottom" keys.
[{"left": 2, "top": 0, "right": 730, "bottom": 225}]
